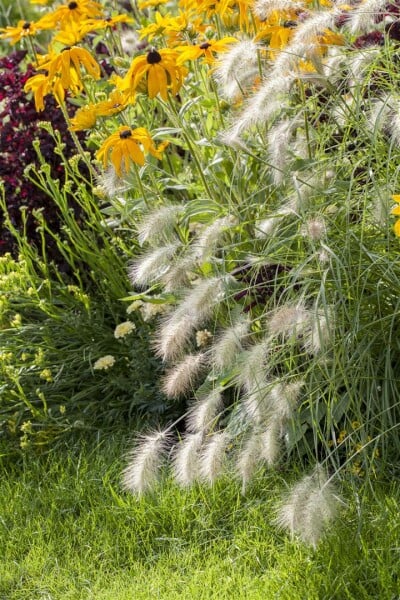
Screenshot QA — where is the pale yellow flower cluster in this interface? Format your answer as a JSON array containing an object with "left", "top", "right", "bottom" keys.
[
  {"left": 114, "top": 320, "right": 136, "bottom": 339},
  {"left": 93, "top": 355, "right": 116, "bottom": 370}
]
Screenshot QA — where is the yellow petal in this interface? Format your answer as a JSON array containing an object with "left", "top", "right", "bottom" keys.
[{"left": 394, "top": 219, "right": 400, "bottom": 237}]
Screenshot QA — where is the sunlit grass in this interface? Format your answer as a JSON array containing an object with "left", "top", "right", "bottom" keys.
[{"left": 1, "top": 435, "right": 399, "bottom": 599}]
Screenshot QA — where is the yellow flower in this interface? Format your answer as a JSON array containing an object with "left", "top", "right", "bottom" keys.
[
  {"left": 117, "top": 48, "right": 187, "bottom": 100},
  {"left": 24, "top": 72, "right": 66, "bottom": 110},
  {"left": 37, "top": 46, "right": 101, "bottom": 96},
  {"left": 176, "top": 37, "right": 237, "bottom": 65},
  {"left": 391, "top": 197, "right": 400, "bottom": 236},
  {"left": 317, "top": 29, "right": 345, "bottom": 50},
  {"left": 40, "top": 368, "right": 53, "bottom": 382},
  {"left": 69, "top": 104, "right": 98, "bottom": 130},
  {"left": 53, "top": 22, "right": 87, "bottom": 45},
  {"left": 138, "top": 12, "right": 188, "bottom": 42},
  {"left": 0, "top": 20, "right": 40, "bottom": 45},
  {"left": 78, "top": 14, "right": 134, "bottom": 36},
  {"left": 96, "top": 125, "right": 168, "bottom": 175},
  {"left": 138, "top": 0, "right": 168, "bottom": 8},
  {"left": 92, "top": 89, "right": 128, "bottom": 116},
  {"left": 37, "top": 0, "right": 103, "bottom": 30},
  {"left": 255, "top": 15, "right": 294, "bottom": 56},
  {"left": 69, "top": 89, "right": 129, "bottom": 130}
]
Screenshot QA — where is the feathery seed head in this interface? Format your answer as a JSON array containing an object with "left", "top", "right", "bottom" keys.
[
  {"left": 269, "top": 378, "right": 305, "bottom": 421},
  {"left": 212, "top": 318, "right": 250, "bottom": 371},
  {"left": 129, "top": 243, "right": 181, "bottom": 288},
  {"left": 237, "top": 338, "right": 271, "bottom": 393},
  {"left": 236, "top": 430, "right": 263, "bottom": 494},
  {"left": 302, "top": 306, "right": 333, "bottom": 355},
  {"left": 268, "top": 117, "right": 302, "bottom": 185},
  {"left": 137, "top": 205, "right": 182, "bottom": 246},
  {"left": 252, "top": 0, "right": 304, "bottom": 21},
  {"left": 301, "top": 217, "right": 327, "bottom": 241},
  {"left": 162, "top": 353, "right": 206, "bottom": 398},
  {"left": 161, "top": 254, "right": 197, "bottom": 292},
  {"left": 121, "top": 430, "right": 172, "bottom": 496},
  {"left": 173, "top": 432, "right": 203, "bottom": 487},
  {"left": 187, "top": 389, "right": 224, "bottom": 433},
  {"left": 154, "top": 310, "right": 197, "bottom": 362},
  {"left": 275, "top": 465, "right": 341, "bottom": 547},
  {"left": 260, "top": 419, "right": 281, "bottom": 466},
  {"left": 191, "top": 216, "right": 236, "bottom": 264},
  {"left": 268, "top": 302, "right": 310, "bottom": 339},
  {"left": 213, "top": 40, "right": 261, "bottom": 102},
  {"left": 199, "top": 431, "right": 230, "bottom": 484},
  {"left": 346, "top": 0, "right": 387, "bottom": 34}
]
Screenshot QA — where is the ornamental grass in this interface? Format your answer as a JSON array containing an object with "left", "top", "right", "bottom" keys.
[{"left": 1, "top": 0, "right": 400, "bottom": 545}]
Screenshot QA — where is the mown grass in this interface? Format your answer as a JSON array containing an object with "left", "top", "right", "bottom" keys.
[{"left": 1, "top": 435, "right": 399, "bottom": 600}]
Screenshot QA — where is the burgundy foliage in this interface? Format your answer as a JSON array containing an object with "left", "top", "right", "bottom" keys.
[{"left": 0, "top": 50, "right": 87, "bottom": 266}]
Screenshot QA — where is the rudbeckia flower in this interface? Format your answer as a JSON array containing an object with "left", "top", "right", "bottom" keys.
[
  {"left": 176, "top": 37, "right": 237, "bottom": 65},
  {"left": 37, "top": 0, "right": 103, "bottom": 30},
  {"left": 24, "top": 72, "right": 65, "bottom": 111},
  {"left": 391, "top": 195, "right": 400, "bottom": 237},
  {"left": 117, "top": 48, "right": 187, "bottom": 100},
  {"left": 37, "top": 46, "right": 101, "bottom": 95},
  {"left": 0, "top": 20, "right": 40, "bottom": 44},
  {"left": 255, "top": 20, "right": 294, "bottom": 56},
  {"left": 69, "top": 104, "right": 97, "bottom": 130},
  {"left": 69, "top": 89, "right": 128, "bottom": 130},
  {"left": 78, "top": 14, "right": 134, "bottom": 36},
  {"left": 96, "top": 126, "right": 168, "bottom": 175},
  {"left": 92, "top": 89, "right": 128, "bottom": 116},
  {"left": 138, "top": 0, "right": 168, "bottom": 8},
  {"left": 138, "top": 12, "right": 188, "bottom": 42}
]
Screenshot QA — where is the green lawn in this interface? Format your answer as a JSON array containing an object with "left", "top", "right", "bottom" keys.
[{"left": 1, "top": 435, "right": 399, "bottom": 599}]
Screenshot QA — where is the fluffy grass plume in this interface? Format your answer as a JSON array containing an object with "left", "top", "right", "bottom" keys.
[
  {"left": 173, "top": 432, "right": 203, "bottom": 487},
  {"left": 129, "top": 243, "right": 181, "bottom": 288},
  {"left": 122, "top": 430, "right": 172, "bottom": 496},
  {"left": 186, "top": 388, "right": 224, "bottom": 433},
  {"left": 155, "top": 275, "right": 232, "bottom": 361},
  {"left": 213, "top": 39, "right": 260, "bottom": 102},
  {"left": 199, "top": 431, "right": 230, "bottom": 484},
  {"left": 236, "top": 431, "right": 263, "bottom": 494},
  {"left": 137, "top": 205, "right": 182, "bottom": 246},
  {"left": 162, "top": 353, "right": 206, "bottom": 398},
  {"left": 211, "top": 318, "right": 250, "bottom": 371},
  {"left": 275, "top": 465, "right": 341, "bottom": 547}
]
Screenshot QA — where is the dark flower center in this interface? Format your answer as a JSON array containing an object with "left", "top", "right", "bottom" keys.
[
  {"left": 199, "top": 42, "right": 211, "bottom": 50},
  {"left": 68, "top": 1, "right": 78, "bottom": 9},
  {"left": 146, "top": 49, "right": 162, "bottom": 64},
  {"left": 22, "top": 22, "right": 31, "bottom": 30},
  {"left": 119, "top": 129, "right": 132, "bottom": 139}
]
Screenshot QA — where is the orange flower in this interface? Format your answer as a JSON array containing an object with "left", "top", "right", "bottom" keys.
[
  {"left": 117, "top": 48, "right": 187, "bottom": 100},
  {"left": 96, "top": 126, "right": 168, "bottom": 175},
  {"left": 176, "top": 37, "right": 237, "bottom": 65}
]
